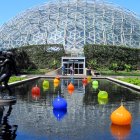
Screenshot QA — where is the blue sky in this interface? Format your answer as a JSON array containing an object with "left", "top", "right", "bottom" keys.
[{"left": 0, "top": 0, "right": 140, "bottom": 26}]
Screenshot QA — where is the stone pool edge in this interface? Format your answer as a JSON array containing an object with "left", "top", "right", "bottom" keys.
[
  {"left": 106, "top": 77, "right": 140, "bottom": 92},
  {"left": 8, "top": 76, "right": 140, "bottom": 92},
  {"left": 9, "top": 76, "right": 40, "bottom": 87}
]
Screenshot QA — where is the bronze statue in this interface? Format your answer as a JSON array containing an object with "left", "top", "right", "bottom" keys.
[{"left": 0, "top": 51, "right": 17, "bottom": 96}]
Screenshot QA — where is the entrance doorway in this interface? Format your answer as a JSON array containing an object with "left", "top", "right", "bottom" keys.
[{"left": 62, "top": 57, "right": 85, "bottom": 75}]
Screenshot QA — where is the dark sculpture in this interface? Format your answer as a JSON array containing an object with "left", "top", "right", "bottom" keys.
[
  {"left": 0, "top": 105, "right": 18, "bottom": 139},
  {"left": 0, "top": 51, "right": 17, "bottom": 96}
]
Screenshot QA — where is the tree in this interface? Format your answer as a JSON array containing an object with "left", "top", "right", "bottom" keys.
[
  {"left": 112, "top": 63, "right": 118, "bottom": 73},
  {"left": 124, "top": 64, "right": 132, "bottom": 72}
]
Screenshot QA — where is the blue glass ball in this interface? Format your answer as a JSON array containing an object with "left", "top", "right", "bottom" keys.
[
  {"left": 53, "top": 108, "right": 67, "bottom": 121},
  {"left": 53, "top": 96, "right": 67, "bottom": 109}
]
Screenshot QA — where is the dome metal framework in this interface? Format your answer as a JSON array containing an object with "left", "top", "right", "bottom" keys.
[{"left": 0, "top": 0, "right": 140, "bottom": 53}]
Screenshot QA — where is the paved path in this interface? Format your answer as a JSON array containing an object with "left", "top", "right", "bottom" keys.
[
  {"left": 21, "top": 68, "right": 140, "bottom": 79},
  {"left": 16, "top": 68, "right": 140, "bottom": 92},
  {"left": 25, "top": 68, "right": 104, "bottom": 79}
]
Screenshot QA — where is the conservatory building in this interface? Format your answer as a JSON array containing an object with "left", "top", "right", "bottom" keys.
[
  {"left": 0, "top": 0, "right": 140, "bottom": 75},
  {"left": 0, "top": 0, "right": 140, "bottom": 54}
]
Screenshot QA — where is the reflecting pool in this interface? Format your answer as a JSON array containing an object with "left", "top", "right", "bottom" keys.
[{"left": 1, "top": 78, "right": 140, "bottom": 140}]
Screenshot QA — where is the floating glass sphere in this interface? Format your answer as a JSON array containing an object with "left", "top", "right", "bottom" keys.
[
  {"left": 82, "top": 78, "right": 87, "bottom": 85},
  {"left": 87, "top": 76, "right": 92, "bottom": 82},
  {"left": 110, "top": 105, "right": 132, "bottom": 125},
  {"left": 92, "top": 80, "right": 98, "bottom": 85},
  {"left": 31, "top": 86, "right": 40, "bottom": 95},
  {"left": 31, "top": 86, "right": 40, "bottom": 100},
  {"left": 67, "top": 83, "right": 74, "bottom": 90},
  {"left": 54, "top": 82, "right": 59, "bottom": 88},
  {"left": 54, "top": 78, "right": 59, "bottom": 84},
  {"left": 98, "top": 91, "right": 108, "bottom": 99},
  {"left": 53, "top": 96, "right": 67, "bottom": 109},
  {"left": 43, "top": 80, "right": 49, "bottom": 89}
]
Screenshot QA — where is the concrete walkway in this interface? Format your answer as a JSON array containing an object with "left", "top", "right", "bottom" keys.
[
  {"left": 24, "top": 68, "right": 139, "bottom": 79},
  {"left": 39, "top": 68, "right": 103, "bottom": 79}
]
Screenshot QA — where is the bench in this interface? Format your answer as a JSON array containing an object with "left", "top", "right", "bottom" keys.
[{"left": 94, "top": 72, "right": 101, "bottom": 77}]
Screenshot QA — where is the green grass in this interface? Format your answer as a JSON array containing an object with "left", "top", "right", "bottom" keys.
[
  {"left": 100, "top": 70, "right": 140, "bottom": 76},
  {"left": 9, "top": 76, "right": 26, "bottom": 83},
  {"left": 20, "top": 68, "right": 53, "bottom": 74},
  {"left": 117, "top": 77, "right": 140, "bottom": 86},
  {"left": 8, "top": 68, "right": 54, "bottom": 83}
]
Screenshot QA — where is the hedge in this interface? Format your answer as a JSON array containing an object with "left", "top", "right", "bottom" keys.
[
  {"left": 84, "top": 44, "right": 140, "bottom": 70},
  {"left": 10, "top": 44, "right": 65, "bottom": 73}
]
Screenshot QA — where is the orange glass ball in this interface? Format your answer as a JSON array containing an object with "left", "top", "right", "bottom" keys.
[
  {"left": 54, "top": 78, "right": 59, "bottom": 83},
  {"left": 54, "top": 82, "right": 59, "bottom": 88},
  {"left": 67, "top": 83, "right": 74, "bottom": 90},
  {"left": 110, "top": 105, "right": 132, "bottom": 125}
]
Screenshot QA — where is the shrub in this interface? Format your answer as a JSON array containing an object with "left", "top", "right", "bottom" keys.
[
  {"left": 84, "top": 44, "right": 140, "bottom": 70},
  {"left": 9, "top": 44, "right": 65, "bottom": 73}
]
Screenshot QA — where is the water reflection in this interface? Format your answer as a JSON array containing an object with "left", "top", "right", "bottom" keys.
[
  {"left": 61, "top": 79, "right": 83, "bottom": 89},
  {"left": 98, "top": 98, "right": 108, "bottom": 105},
  {"left": 61, "top": 79, "right": 85, "bottom": 94},
  {"left": 110, "top": 124, "right": 131, "bottom": 140},
  {"left": 53, "top": 109, "right": 67, "bottom": 121},
  {"left": 42, "top": 87, "right": 49, "bottom": 92},
  {"left": 8, "top": 78, "right": 140, "bottom": 139},
  {"left": 0, "top": 105, "right": 18, "bottom": 140},
  {"left": 83, "top": 79, "right": 140, "bottom": 105},
  {"left": 67, "top": 89, "right": 74, "bottom": 95},
  {"left": 83, "top": 83, "right": 99, "bottom": 105}
]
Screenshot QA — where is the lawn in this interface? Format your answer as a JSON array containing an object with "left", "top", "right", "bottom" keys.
[
  {"left": 117, "top": 77, "right": 140, "bottom": 86},
  {"left": 9, "top": 76, "right": 26, "bottom": 83},
  {"left": 100, "top": 70, "right": 140, "bottom": 76}
]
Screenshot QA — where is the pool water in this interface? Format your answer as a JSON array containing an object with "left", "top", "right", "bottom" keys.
[{"left": 1, "top": 78, "right": 140, "bottom": 140}]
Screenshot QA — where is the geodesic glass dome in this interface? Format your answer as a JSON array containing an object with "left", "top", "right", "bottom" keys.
[{"left": 0, "top": 0, "right": 140, "bottom": 53}]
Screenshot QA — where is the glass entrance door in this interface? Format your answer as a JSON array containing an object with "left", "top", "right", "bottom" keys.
[
  {"left": 63, "top": 62, "right": 73, "bottom": 75},
  {"left": 74, "top": 62, "right": 84, "bottom": 74},
  {"left": 74, "top": 63, "right": 78, "bottom": 74},
  {"left": 63, "top": 62, "right": 84, "bottom": 75},
  {"left": 78, "top": 63, "right": 84, "bottom": 74},
  {"left": 62, "top": 57, "right": 85, "bottom": 75}
]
